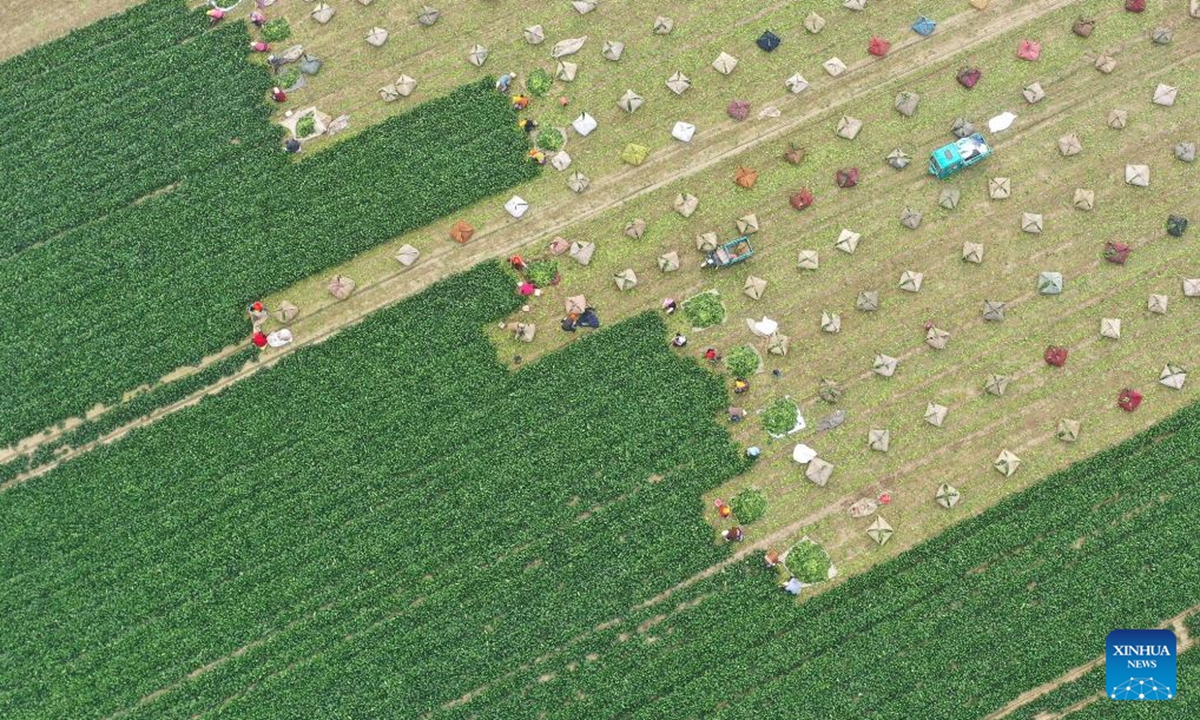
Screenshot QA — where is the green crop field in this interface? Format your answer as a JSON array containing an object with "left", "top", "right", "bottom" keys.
[{"left": 3, "top": 0, "right": 1200, "bottom": 717}]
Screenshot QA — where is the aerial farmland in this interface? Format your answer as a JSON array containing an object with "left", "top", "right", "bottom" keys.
[{"left": 1, "top": 0, "right": 1198, "bottom": 717}]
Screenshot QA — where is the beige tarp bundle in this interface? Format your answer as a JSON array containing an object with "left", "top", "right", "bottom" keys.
[
  {"left": 275, "top": 301, "right": 298, "bottom": 324},
  {"left": 1125, "top": 164, "right": 1150, "bottom": 187},
  {"left": 856, "top": 290, "right": 879, "bottom": 312},
  {"left": 565, "top": 295, "right": 587, "bottom": 315},
  {"left": 989, "top": 178, "right": 1011, "bottom": 199},
  {"left": 806, "top": 458, "right": 834, "bottom": 487},
  {"left": 1023, "top": 82, "right": 1045, "bottom": 103},
  {"left": 311, "top": 3, "right": 335, "bottom": 24},
  {"left": 657, "top": 252, "right": 680, "bottom": 272},
  {"left": 569, "top": 241, "right": 595, "bottom": 266},
  {"left": 567, "top": 171, "right": 590, "bottom": 193},
  {"left": 418, "top": 6, "right": 440, "bottom": 26},
  {"left": 849, "top": 498, "right": 878, "bottom": 518},
  {"left": 1022, "top": 212, "right": 1044, "bottom": 233},
  {"left": 887, "top": 149, "right": 911, "bottom": 169},
  {"left": 939, "top": 187, "right": 961, "bottom": 210},
  {"left": 737, "top": 214, "right": 759, "bottom": 234},
  {"left": 1038, "top": 271, "right": 1063, "bottom": 295},
  {"left": 379, "top": 85, "right": 401, "bottom": 102},
  {"left": 787, "top": 74, "right": 810, "bottom": 94},
  {"left": 844, "top": 0, "right": 866, "bottom": 10},
  {"left": 1073, "top": 189, "right": 1095, "bottom": 211},
  {"left": 395, "top": 75, "right": 417, "bottom": 97},
  {"left": 603, "top": 41, "right": 624, "bottom": 61},
  {"left": 836, "top": 116, "right": 863, "bottom": 140},
  {"left": 804, "top": 12, "right": 825, "bottom": 33},
  {"left": 666, "top": 71, "right": 691, "bottom": 95},
  {"left": 1058, "top": 134, "right": 1082, "bottom": 157},
  {"left": 925, "top": 327, "right": 950, "bottom": 350},
  {"left": 1108, "top": 109, "right": 1129, "bottom": 129},
  {"left": 873, "top": 354, "right": 899, "bottom": 378},
  {"left": 936, "top": 484, "right": 961, "bottom": 508},
  {"left": 900, "top": 207, "right": 922, "bottom": 230},
  {"left": 280, "top": 45, "right": 306, "bottom": 63},
  {"left": 674, "top": 193, "right": 699, "bottom": 217},
  {"left": 767, "top": 333, "right": 789, "bottom": 356},
  {"left": 624, "top": 219, "right": 646, "bottom": 239},
  {"left": 556, "top": 62, "right": 578, "bottom": 82},
  {"left": 468, "top": 45, "right": 489, "bottom": 67},
  {"left": 524, "top": 25, "right": 544, "bottom": 44},
  {"left": 744, "top": 276, "right": 768, "bottom": 300},
  {"left": 1153, "top": 83, "right": 1178, "bottom": 106},
  {"left": 867, "top": 517, "right": 893, "bottom": 545},
  {"left": 994, "top": 450, "right": 1021, "bottom": 477},
  {"left": 1095, "top": 55, "right": 1117, "bottom": 74},
  {"left": 983, "top": 300, "right": 1005, "bottom": 322},
  {"left": 823, "top": 57, "right": 847, "bottom": 76},
  {"left": 821, "top": 311, "right": 841, "bottom": 333},
  {"left": 836, "top": 229, "right": 861, "bottom": 254},
  {"left": 654, "top": 16, "right": 674, "bottom": 34},
  {"left": 1057, "top": 419, "right": 1081, "bottom": 442},
  {"left": 985, "top": 374, "right": 1009, "bottom": 396},
  {"left": 1160, "top": 364, "right": 1187, "bottom": 390},
  {"left": 1148, "top": 294, "right": 1168, "bottom": 314},
  {"left": 1186, "top": 279, "right": 1200, "bottom": 297},
  {"left": 797, "top": 250, "right": 819, "bottom": 270},
  {"left": 614, "top": 269, "right": 638, "bottom": 291},
  {"left": 366, "top": 27, "right": 389, "bottom": 47},
  {"left": 970, "top": 0, "right": 989, "bottom": 8},
  {"left": 925, "top": 402, "right": 948, "bottom": 427},
  {"left": 328, "top": 275, "right": 355, "bottom": 300},
  {"left": 868, "top": 429, "right": 890, "bottom": 452},
  {"left": 618, "top": 89, "right": 643, "bottom": 113},
  {"left": 899, "top": 270, "right": 923, "bottom": 293},
  {"left": 395, "top": 244, "right": 420, "bottom": 267},
  {"left": 963, "top": 242, "right": 985, "bottom": 264},
  {"left": 712, "top": 52, "right": 739, "bottom": 75},
  {"left": 572, "top": 0, "right": 596, "bottom": 14},
  {"left": 695, "top": 232, "right": 718, "bottom": 252},
  {"left": 550, "top": 150, "right": 572, "bottom": 171},
  {"left": 1100, "top": 318, "right": 1122, "bottom": 340},
  {"left": 895, "top": 91, "right": 919, "bottom": 116}
]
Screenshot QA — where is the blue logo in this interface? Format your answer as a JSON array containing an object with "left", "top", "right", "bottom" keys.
[{"left": 1106, "top": 629, "right": 1176, "bottom": 700}]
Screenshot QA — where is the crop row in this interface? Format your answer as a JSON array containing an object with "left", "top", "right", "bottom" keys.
[
  {"left": 0, "top": 76, "right": 539, "bottom": 448},
  {"left": 438, "top": 398, "right": 1200, "bottom": 719},
  {"left": 0, "top": 263, "right": 751, "bottom": 718},
  {"left": 0, "top": 4, "right": 276, "bottom": 257}
]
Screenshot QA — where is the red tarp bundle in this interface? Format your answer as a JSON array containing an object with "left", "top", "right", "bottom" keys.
[
  {"left": 252, "top": 331, "right": 268, "bottom": 348},
  {"left": 1044, "top": 346, "right": 1069, "bottom": 367},
  {"left": 868, "top": 36, "right": 891, "bottom": 57},
  {"left": 835, "top": 167, "right": 860, "bottom": 188},
  {"left": 957, "top": 67, "right": 982, "bottom": 88},
  {"left": 727, "top": 100, "right": 751, "bottom": 121},
  {"left": 1017, "top": 39, "right": 1041, "bottom": 61},
  {"left": 790, "top": 188, "right": 814, "bottom": 210},
  {"left": 1104, "top": 241, "right": 1131, "bottom": 265},
  {"left": 1125, "top": 0, "right": 1145, "bottom": 12},
  {"left": 449, "top": 220, "right": 475, "bottom": 243},
  {"left": 1118, "top": 388, "right": 1143, "bottom": 411}
]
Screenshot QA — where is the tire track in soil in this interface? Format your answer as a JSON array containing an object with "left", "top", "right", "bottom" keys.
[
  {"left": 985, "top": 602, "right": 1200, "bottom": 720},
  {"left": 0, "top": 0, "right": 1076, "bottom": 474}
]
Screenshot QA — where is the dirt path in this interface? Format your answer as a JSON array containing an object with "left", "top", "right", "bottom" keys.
[
  {"left": 985, "top": 603, "right": 1200, "bottom": 720},
  {"left": 0, "top": 0, "right": 1077, "bottom": 473}
]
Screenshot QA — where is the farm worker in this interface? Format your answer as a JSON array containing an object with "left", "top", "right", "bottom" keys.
[
  {"left": 249, "top": 301, "right": 264, "bottom": 313},
  {"left": 733, "top": 378, "right": 750, "bottom": 394},
  {"left": 722, "top": 526, "right": 745, "bottom": 542},
  {"left": 558, "top": 96, "right": 570, "bottom": 107},
  {"left": 510, "top": 255, "right": 527, "bottom": 272},
  {"left": 512, "top": 95, "right": 531, "bottom": 111},
  {"left": 703, "top": 347, "right": 720, "bottom": 362},
  {"left": 662, "top": 298, "right": 677, "bottom": 314},
  {"left": 250, "top": 10, "right": 266, "bottom": 26},
  {"left": 518, "top": 282, "right": 535, "bottom": 296},
  {"left": 272, "top": 87, "right": 287, "bottom": 103},
  {"left": 745, "top": 446, "right": 761, "bottom": 459},
  {"left": 717, "top": 503, "right": 731, "bottom": 519},
  {"left": 518, "top": 118, "right": 538, "bottom": 133},
  {"left": 528, "top": 149, "right": 546, "bottom": 165},
  {"left": 251, "top": 41, "right": 269, "bottom": 53},
  {"left": 496, "top": 72, "right": 516, "bottom": 93},
  {"left": 771, "top": 369, "right": 782, "bottom": 378},
  {"left": 672, "top": 333, "right": 687, "bottom": 348},
  {"left": 764, "top": 550, "right": 780, "bottom": 567},
  {"left": 251, "top": 331, "right": 268, "bottom": 348},
  {"left": 206, "top": 8, "right": 225, "bottom": 22}
]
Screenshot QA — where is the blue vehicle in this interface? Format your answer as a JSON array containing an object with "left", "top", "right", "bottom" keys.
[
  {"left": 928, "top": 133, "right": 992, "bottom": 179},
  {"left": 702, "top": 236, "right": 754, "bottom": 269}
]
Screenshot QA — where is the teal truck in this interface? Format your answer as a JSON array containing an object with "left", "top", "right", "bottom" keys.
[{"left": 928, "top": 133, "right": 992, "bottom": 179}]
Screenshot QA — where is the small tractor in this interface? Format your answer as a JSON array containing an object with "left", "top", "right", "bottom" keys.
[
  {"left": 928, "top": 133, "right": 992, "bottom": 179},
  {"left": 701, "top": 236, "right": 754, "bottom": 269}
]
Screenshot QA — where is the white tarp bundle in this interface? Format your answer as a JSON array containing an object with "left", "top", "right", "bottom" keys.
[
  {"left": 988, "top": 111, "right": 1017, "bottom": 133},
  {"left": 671, "top": 121, "right": 696, "bottom": 142},
  {"left": 504, "top": 196, "right": 529, "bottom": 218},
  {"left": 572, "top": 112, "right": 598, "bottom": 136},
  {"left": 266, "top": 329, "right": 293, "bottom": 348}
]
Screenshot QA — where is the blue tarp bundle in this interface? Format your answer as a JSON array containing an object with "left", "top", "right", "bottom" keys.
[{"left": 912, "top": 16, "right": 936, "bottom": 36}]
